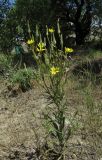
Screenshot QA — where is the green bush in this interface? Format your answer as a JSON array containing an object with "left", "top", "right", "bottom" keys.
[
  {"left": 0, "top": 54, "right": 12, "bottom": 76},
  {"left": 0, "top": 54, "right": 11, "bottom": 67},
  {"left": 10, "top": 67, "right": 35, "bottom": 91}
]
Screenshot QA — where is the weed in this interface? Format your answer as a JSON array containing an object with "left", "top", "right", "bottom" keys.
[{"left": 27, "top": 21, "right": 76, "bottom": 159}]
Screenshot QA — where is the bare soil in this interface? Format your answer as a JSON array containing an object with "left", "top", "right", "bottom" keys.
[{"left": 0, "top": 79, "right": 46, "bottom": 159}]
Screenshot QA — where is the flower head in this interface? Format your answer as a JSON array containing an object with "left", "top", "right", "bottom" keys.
[
  {"left": 48, "top": 28, "right": 55, "bottom": 33},
  {"left": 50, "top": 66, "right": 59, "bottom": 75},
  {"left": 65, "top": 47, "right": 74, "bottom": 53},
  {"left": 27, "top": 39, "right": 34, "bottom": 45},
  {"left": 36, "top": 42, "right": 46, "bottom": 52}
]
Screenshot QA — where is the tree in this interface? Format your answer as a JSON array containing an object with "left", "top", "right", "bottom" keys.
[
  {"left": 0, "top": 0, "right": 12, "bottom": 52},
  {"left": 15, "top": 0, "right": 51, "bottom": 39},
  {"left": 14, "top": 0, "right": 95, "bottom": 45},
  {"left": 89, "top": 0, "right": 102, "bottom": 42},
  {"left": 0, "top": 0, "right": 10, "bottom": 23},
  {"left": 0, "top": 4, "right": 18, "bottom": 53},
  {"left": 50, "top": 0, "right": 93, "bottom": 45}
]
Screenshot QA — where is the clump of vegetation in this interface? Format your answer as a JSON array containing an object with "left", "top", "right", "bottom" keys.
[
  {"left": 10, "top": 67, "right": 35, "bottom": 91},
  {"left": 0, "top": 54, "right": 12, "bottom": 77}
]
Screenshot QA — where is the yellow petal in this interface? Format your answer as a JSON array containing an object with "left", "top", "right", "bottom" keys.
[
  {"left": 48, "top": 28, "right": 55, "bottom": 33},
  {"left": 50, "top": 67, "right": 59, "bottom": 75},
  {"left": 27, "top": 39, "right": 34, "bottom": 45},
  {"left": 65, "top": 47, "right": 73, "bottom": 53}
]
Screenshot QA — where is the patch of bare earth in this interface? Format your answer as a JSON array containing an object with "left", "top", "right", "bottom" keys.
[{"left": 0, "top": 80, "right": 46, "bottom": 159}]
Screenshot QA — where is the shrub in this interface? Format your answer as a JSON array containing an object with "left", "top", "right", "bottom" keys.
[
  {"left": 0, "top": 53, "right": 12, "bottom": 77},
  {"left": 10, "top": 67, "right": 35, "bottom": 91}
]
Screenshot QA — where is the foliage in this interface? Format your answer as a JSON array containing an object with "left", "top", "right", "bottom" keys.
[
  {"left": 10, "top": 67, "right": 35, "bottom": 91},
  {"left": 50, "top": 0, "right": 93, "bottom": 45},
  {"left": 0, "top": 53, "right": 12, "bottom": 76},
  {"left": 0, "top": 5, "right": 19, "bottom": 52},
  {"left": 0, "top": 0, "right": 10, "bottom": 21},
  {"left": 15, "top": 0, "right": 51, "bottom": 39}
]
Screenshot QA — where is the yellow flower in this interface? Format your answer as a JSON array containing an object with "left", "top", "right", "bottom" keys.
[
  {"left": 27, "top": 39, "right": 34, "bottom": 45},
  {"left": 48, "top": 28, "right": 55, "bottom": 33},
  {"left": 50, "top": 67, "right": 59, "bottom": 75},
  {"left": 65, "top": 47, "right": 74, "bottom": 53},
  {"left": 36, "top": 42, "right": 46, "bottom": 52}
]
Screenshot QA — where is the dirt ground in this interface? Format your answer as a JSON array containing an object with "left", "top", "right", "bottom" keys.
[
  {"left": 0, "top": 79, "right": 102, "bottom": 160},
  {"left": 0, "top": 79, "right": 47, "bottom": 159}
]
